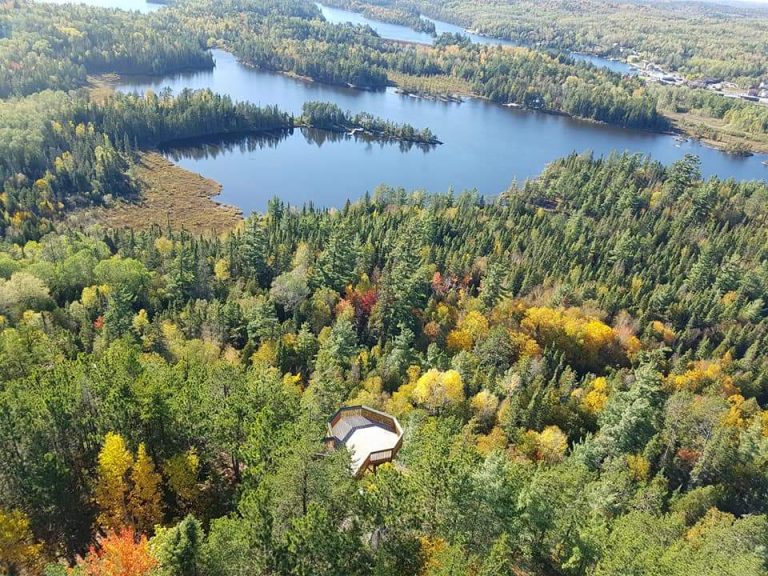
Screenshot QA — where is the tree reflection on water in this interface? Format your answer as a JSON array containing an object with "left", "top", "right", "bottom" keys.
[{"left": 162, "top": 126, "right": 436, "bottom": 161}]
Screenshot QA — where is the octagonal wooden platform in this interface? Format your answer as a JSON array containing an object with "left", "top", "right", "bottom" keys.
[{"left": 325, "top": 405, "right": 403, "bottom": 477}]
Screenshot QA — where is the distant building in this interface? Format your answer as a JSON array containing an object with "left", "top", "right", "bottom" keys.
[{"left": 325, "top": 406, "right": 403, "bottom": 477}]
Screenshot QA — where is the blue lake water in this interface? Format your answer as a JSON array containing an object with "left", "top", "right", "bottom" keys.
[
  {"left": 36, "top": 0, "right": 766, "bottom": 213},
  {"left": 117, "top": 49, "right": 767, "bottom": 214}
]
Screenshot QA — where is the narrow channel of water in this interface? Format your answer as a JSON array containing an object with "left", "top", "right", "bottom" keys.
[{"left": 315, "top": 2, "right": 636, "bottom": 75}]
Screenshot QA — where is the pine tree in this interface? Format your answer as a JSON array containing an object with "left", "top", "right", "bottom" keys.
[
  {"left": 371, "top": 220, "right": 427, "bottom": 338},
  {"left": 305, "top": 314, "right": 357, "bottom": 417},
  {"left": 240, "top": 218, "right": 269, "bottom": 287},
  {"left": 104, "top": 288, "right": 135, "bottom": 341},
  {"left": 479, "top": 261, "right": 508, "bottom": 309},
  {"left": 315, "top": 221, "right": 356, "bottom": 292},
  {"left": 150, "top": 515, "right": 206, "bottom": 576}
]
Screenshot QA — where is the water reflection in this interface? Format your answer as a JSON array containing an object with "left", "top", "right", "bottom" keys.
[
  {"left": 162, "top": 127, "right": 436, "bottom": 162},
  {"left": 162, "top": 131, "right": 292, "bottom": 161},
  {"left": 301, "top": 127, "right": 435, "bottom": 153},
  {"left": 117, "top": 49, "right": 767, "bottom": 215}
]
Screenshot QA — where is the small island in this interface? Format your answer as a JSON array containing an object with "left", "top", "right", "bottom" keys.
[{"left": 300, "top": 101, "right": 442, "bottom": 145}]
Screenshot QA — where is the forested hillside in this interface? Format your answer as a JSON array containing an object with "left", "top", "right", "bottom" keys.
[
  {"left": 0, "top": 2, "right": 212, "bottom": 97},
  {"left": 2, "top": 154, "right": 768, "bottom": 575},
  {"left": 1, "top": 0, "right": 768, "bottom": 575},
  {"left": 397, "top": 0, "right": 768, "bottom": 85},
  {"left": 6, "top": 0, "right": 768, "bottom": 152},
  {"left": 322, "top": 0, "right": 436, "bottom": 33},
  {"left": 181, "top": 0, "right": 665, "bottom": 129}
]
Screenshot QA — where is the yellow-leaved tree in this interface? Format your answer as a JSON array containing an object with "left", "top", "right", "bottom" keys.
[
  {"left": 470, "top": 390, "right": 500, "bottom": 430},
  {"left": 581, "top": 376, "right": 609, "bottom": 415},
  {"left": 0, "top": 508, "right": 42, "bottom": 575},
  {"left": 521, "top": 306, "right": 625, "bottom": 372},
  {"left": 411, "top": 369, "right": 465, "bottom": 413},
  {"left": 95, "top": 432, "right": 134, "bottom": 532},
  {"left": 536, "top": 425, "right": 569, "bottom": 464},
  {"left": 164, "top": 449, "right": 200, "bottom": 511},
  {"left": 130, "top": 443, "right": 164, "bottom": 534},
  {"left": 94, "top": 434, "right": 164, "bottom": 534}
]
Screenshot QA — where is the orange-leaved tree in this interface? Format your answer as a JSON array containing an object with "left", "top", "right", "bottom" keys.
[{"left": 76, "top": 529, "right": 157, "bottom": 576}]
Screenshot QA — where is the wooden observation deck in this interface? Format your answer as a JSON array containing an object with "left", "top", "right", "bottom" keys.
[{"left": 325, "top": 405, "right": 403, "bottom": 477}]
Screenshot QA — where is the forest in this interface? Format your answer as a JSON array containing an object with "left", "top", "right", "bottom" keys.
[
  {"left": 1, "top": 154, "right": 768, "bottom": 575},
  {"left": 0, "top": 2, "right": 213, "bottom": 97},
  {"left": 189, "top": 0, "right": 666, "bottom": 129},
  {"left": 8, "top": 0, "right": 766, "bottom": 143},
  {"left": 0, "top": 87, "right": 295, "bottom": 240},
  {"left": 2, "top": 1, "right": 768, "bottom": 575},
  {"left": 300, "top": 101, "right": 440, "bottom": 144},
  {"left": 392, "top": 0, "right": 768, "bottom": 85},
  {"left": 2, "top": 0, "right": 663, "bottom": 129},
  {"left": 315, "top": 0, "right": 768, "bottom": 149},
  {"left": 321, "top": 0, "right": 436, "bottom": 34}
]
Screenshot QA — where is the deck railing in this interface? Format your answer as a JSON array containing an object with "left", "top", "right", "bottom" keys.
[
  {"left": 328, "top": 405, "right": 402, "bottom": 437},
  {"left": 327, "top": 405, "right": 404, "bottom": 477},
  {"left": 354, "top": 432, "right": 404, "bottom": 477}
]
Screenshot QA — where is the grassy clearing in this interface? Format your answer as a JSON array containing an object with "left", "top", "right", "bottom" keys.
[
  {"left": 71, "top": 152, "right": 242, "bottom": 235},
  {"left": 87, "top": 74, "right": 120, "bottom": 104},
  {"left": 662, "top": 109, "right": 768, "bottom": 155}
]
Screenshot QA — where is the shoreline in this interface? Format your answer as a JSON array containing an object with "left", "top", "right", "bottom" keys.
[
  {"left": 72, "top": 152, "right": 242, "bottom": 235},
  {"left": 387, "top": 79, "right": 767, "bottom": 156},
  {"left": 91, "top": 46, "right": 768, "bottom": 157},
  {"left": 87, "top": 49, "right": 768, "bottom": 175}
]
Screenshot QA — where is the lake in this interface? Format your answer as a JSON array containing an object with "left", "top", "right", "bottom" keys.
[
  {"left": 117, "top": 49, "right": 767, "bottom": 214},
  {"left": 315, "top": 2, "right": 636, "bottom": 75},
  {"left": 37, "top": 0, "right": 767, "bottom": 213}
]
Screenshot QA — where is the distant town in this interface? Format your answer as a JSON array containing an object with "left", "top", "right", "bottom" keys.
[{"left": 631, "top": 59, "right": 768, "bottom": 106}]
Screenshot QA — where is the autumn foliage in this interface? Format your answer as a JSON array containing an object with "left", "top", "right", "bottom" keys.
[
  {"left": 76, "top": 530, "right": 157, "bottom": 576},
  {"left": 95, "top": 433, "right": 163, "bottom": 534}
]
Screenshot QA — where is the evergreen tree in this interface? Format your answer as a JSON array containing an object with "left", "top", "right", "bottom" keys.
[
  {"left": 151, "top": 515, "right": 207, "bottom": 576},
  {"left": 315, "top": 222, "right": 356, "bottom": 292}
]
